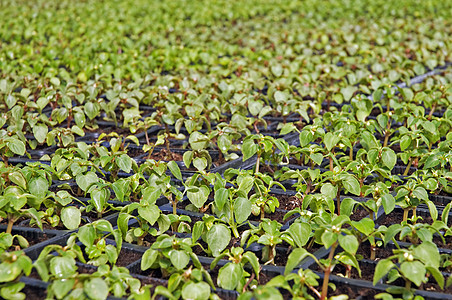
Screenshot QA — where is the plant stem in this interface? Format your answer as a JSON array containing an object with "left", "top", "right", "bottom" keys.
[
  {"left": 255, "top": 152, "right": 261, "bottom": 174},
  {"left": 336, "top": 185, "right": 341, "bottom": 215},
  {"left": 320, "top": 242, "right": 338, "bottom": 300},
  {"left": 137, "top": 235, "right": 144, "bottom": 246},
  {"left": 2, "top": 156, "right": 8, "bottom": 167},
  {"left": 370, "top": 244, "right": 376, "bottom": 260},
  {"left": 329, "top": 156, "right": 334, "bottom": 172},
  {"left": 427, "top": 103, "right": 436, "bottom": 120},
  {"left": 345, "top": 264, "right": 351, "bottom": 278},
  {"left": 405, "top": 280, "right": 412, "bottom": 290},
  {"left": 144, "top": 125, "right": 150, "bottom": 146},
  {"left": 383, "top": 119, "right": 391, "bottom": 148},
  {"left": 403, "top": 158, "right": 412, "bottom": 176},
  {"left": 231, "top": 224, "right": 239, "bottom": 239},
  {"left": 6, "top": 217, "right": 15, "bottom": 234},
  {"left": 242, "top": 272, "right": 256, "bottom": 293},
  {"left": 172, "top": 200, "right": 177, "bottom": 215},
  {"left": 349, "top": 146, "right": 353, "bottom": 161},
  {"left": 308, "top": 285, "right": 322, "bottom": 299},
  {"left": 403, "top": 208, "right": 409, "bottom": 223}
]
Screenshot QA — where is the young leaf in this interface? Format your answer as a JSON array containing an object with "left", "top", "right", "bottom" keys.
[
  {"left": 373, "top": 259, "right": 395, "bottom": 285},
  {"left": 217, "top": 262, "right": 243, "bottom": 291},
  {"left": 206, "top": 224, "right": 231, "bottom": 257},
  {"left": 61, "top": 207, "right": 81, "bottom": 230},
  {"left": 168, "top": 161, "right": 182, "bottom": 181}
]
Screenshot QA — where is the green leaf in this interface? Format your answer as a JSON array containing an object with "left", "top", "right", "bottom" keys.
[
  {"left": 28, "top": 176, "right": 48, "bottom": 198},
  {"left": 0, "top": 262, "right": 21, "bottom": 282},
  {"left": 168, "top": 161, "right": 182, "bottom": 181},
  {"left": 141, "top": 249, "right": 158, "bottom": 270},
  {"left": 424, "top": 155, "right": 439, "bottom": 169},
  {"left": 381, "top": 193, "right": 395, "bottom": 214},
  {"left": 76, "top": 172, "right": 98, "bottom": 192},
  {"left": 351, "top": 218, "right": 375, "bottom": 236},
  {"left": 341, "top": 86, "right": 358, "bottom": 101},
  {"left": 280, "top": 123, "right": 296, "bottom": 135},
  {"left": 426, "top": 201, "right": 438, "bottom": 222},
  {"left": 217, "top": 263, "right": 243, "bottom": 291},
  {"left": 84, "top": 278, "right": 109, "bottom": 300},
  {"left": 206, "top": 224, "right": 230, "bottom": 257},
  {"left": 0, "top": 281, "right": 26, "bottom": 300},
  {"left": 340, "top": 198, "right": 356, "bottom": 217},
  {"left": 169, "top": 250, "right": 190, "bottom": 270},
  {"left": 242, "top": 251, "right": 260, "bottom": 280},
  {"left": 116, "top": 154, "right": 132, "bottom": 173},
  {"left": 374, "top": 259, "right": 395, "bottom": 285},
  {"left": 324, "top": 132, "right": 339, "bottom": 152},
  {"left": 310, "top": 153, "right": 323, "bottom": 166},
  {"left": 285, "top": 248, "right": 311, "bottom": 275},
  {"left": 137, "top": 204, "right": 160, "bottom": 225},
  {"left": 400, "top": 261, "right": 426, "bottom": 287},
  {"left": 214, "top": 188, "right": 229, "bottom": 211},
  {"left": 321, "top": 183, "right": 337, "bottom": 200},
  {"left": 342, "top": 175, "right": 360, "bottom": 196},
  {"left": 33, "top": 124, "right": 48, "bottom": 144},
  {"left": 238, "top": 175, "right": 254, "bottom": 194},
  {"left": 187, "top": 186, "right": 209, "bottom": 209},
  {"left": 78, "top": 225, "right": 96, "bottom": 246},
  {"left": 189, "top": 131, "right": 208, "bottom": 151},
  {"left": 193, "top": 157, "right": 207, "bottom": 171},
  {"left": 53, "top": 279, "right": 75, "bottom": 299},
  {"left": 61, "top": 207, "right": 81, "bottom": 230},
  {"left": 426, "top": 266, "right": 444, "bottom": 290},
  {"left": 381, "top": 148, "right": 396, "bottom": 169},
  {"left": 338, "top": 234, "right": 358, "bottom": 254},
  {"left": 299, "top": 130, "right": 313, "bottom": 147},
  {"left": 413, "top": 241, "right": 440, "bottom": 268},
  {"left": 181, "top": 282, "right": 210, "bottom": 300},
  {"left": 234, "top": 197, "right": 251, "bottom": 224},
  {"left": 91, "top": 188, "right": 108, "bottom": 212},
  {"left": 8, "top": 171, "right": 27, "bottom": 189},
  {"left": 288, "top": 222, "right": 311, "bottom": 248},
  {"left": 400, "top": 135, "right": 411, "bottom": 151},
  {"left": 384, "top": 224, "right": 402, "bottom": 245},
  {"left": 7, "top": 139, "right": 25, "bottom": 156},
  {"left": 413, "top": 187, "right": 428, "bottom": 201},
  {"left": 242, "top": 138, "right": 258, "bottom": 161},
  {"left": 50, "top": 256, "right": 76, "bottom": 279},
  {"left": 321, "top": 231, "right": 337, "bottom": 249}
]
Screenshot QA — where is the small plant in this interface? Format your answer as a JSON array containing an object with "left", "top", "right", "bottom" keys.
[
  {"left": 0, "top": 250, "right": 33, "bottom": 300},
  {"left": 242, "top": 134, "right": 289, "bottom": 174},
  {"left": 373, "top": 241, "right": 444, "bottom": 292},
  {"left": 141, "top": 234, "right": 198, "bottom": 278},
  {"left": 266, "top": 268, "right": 321, "bottom": 299},
  {"left": 211, "top": 246, "right": 260, "bottom": 293},
  {"left": 241, "top": 219, "right": 291, "bottom": 265}
]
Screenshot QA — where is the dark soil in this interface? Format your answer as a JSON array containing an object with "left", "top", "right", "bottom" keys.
[
  {"left": 116, "top": 247, "right": 143, "bottom": 267},
  {"left": 350, "top": 207, "right": 371, "bottom": 222},
  {"left": 327, "top": 281, "right": 378, "bottom": 299},
  {"left": 357, "top": 241, "right": 394, "bottom": 260},
  {"left": 271, "top": 193, "right": 301, "bottom": 211},
  {"left": 22, "top": 285, "right": 47, "bottom": 300},
  {"left": 310, "top": 260, "right": 376, "bottom": 281},
  {"left": 433, "top": 235, "right": 452, "bottom": 250}
]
